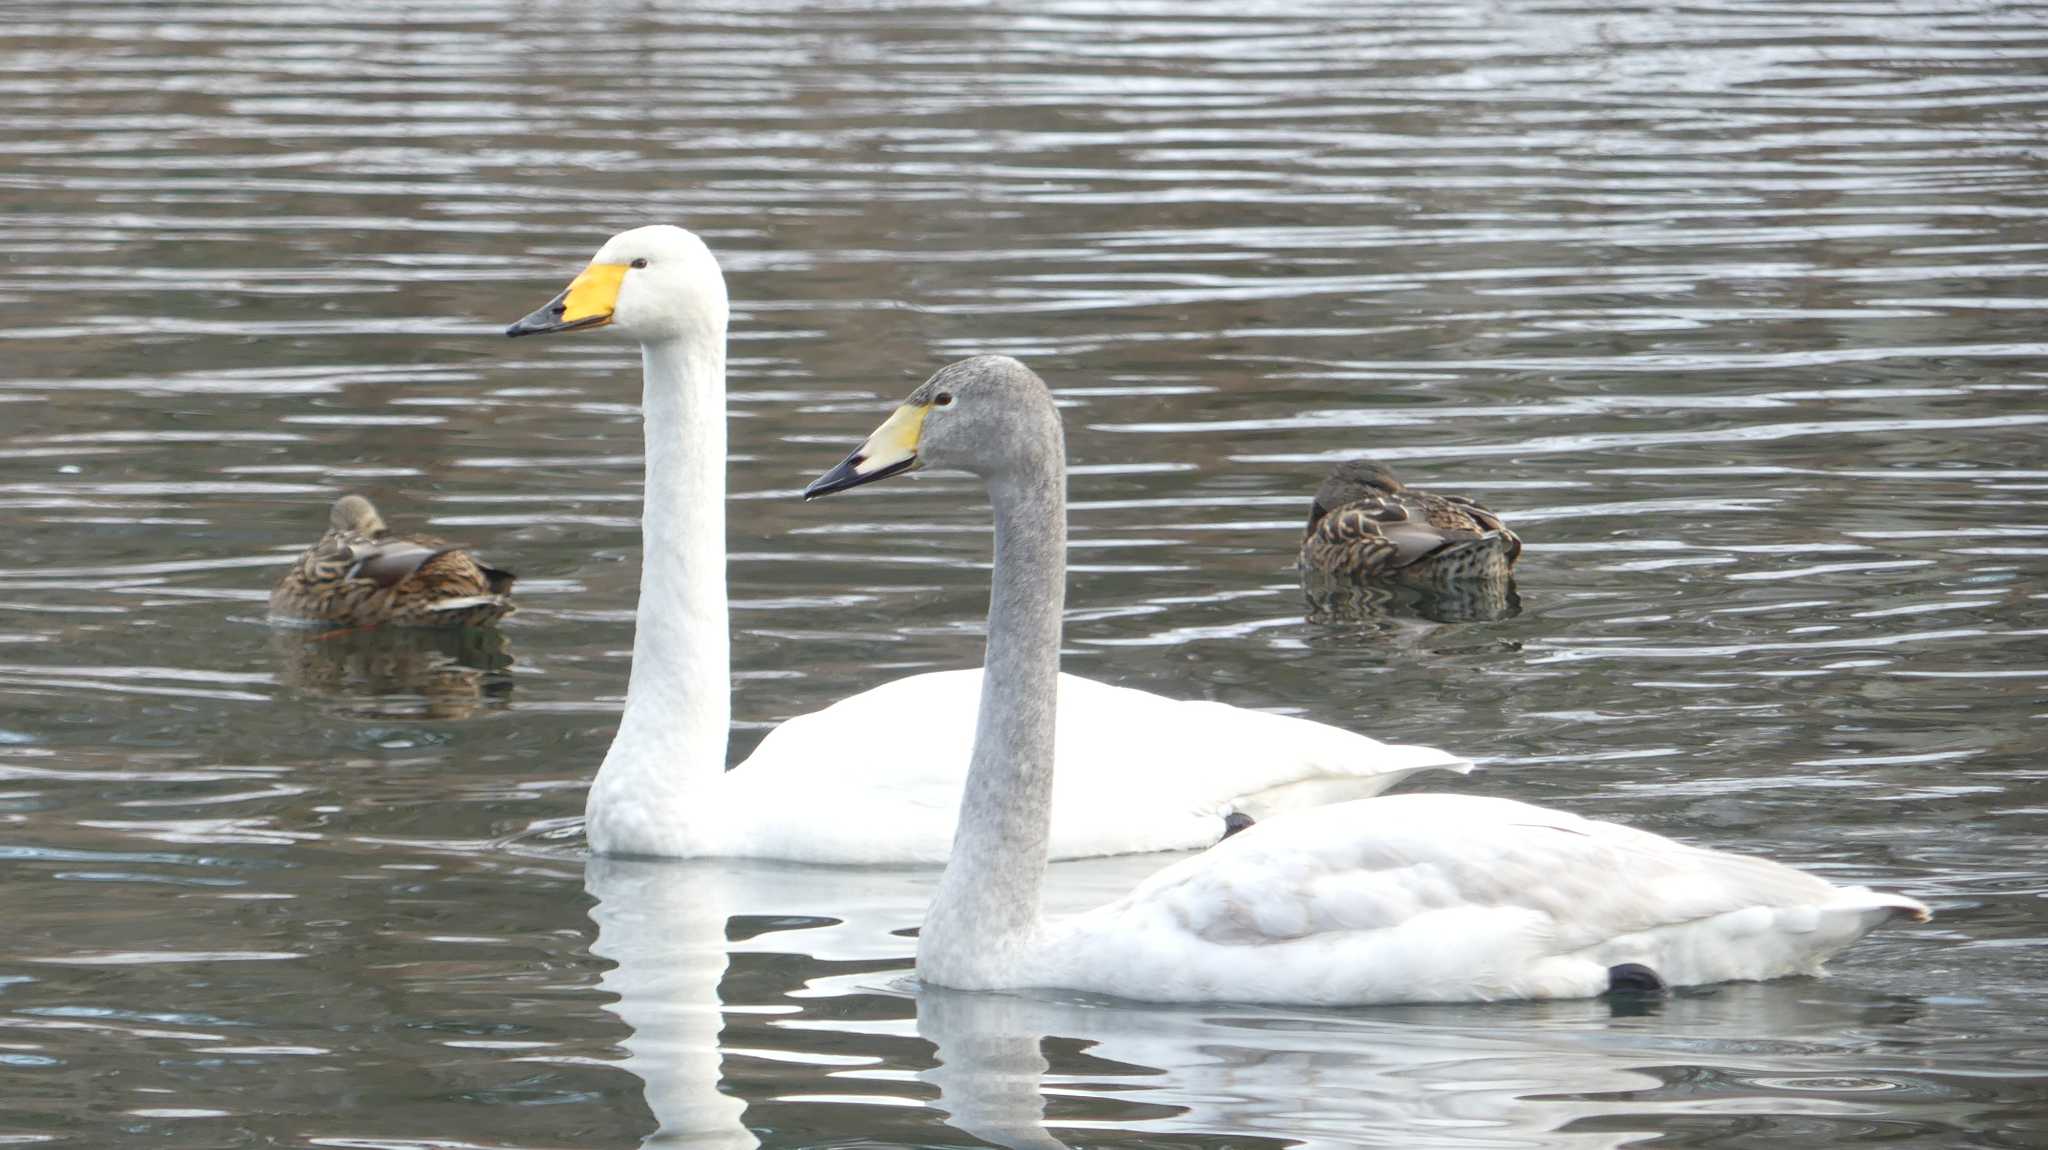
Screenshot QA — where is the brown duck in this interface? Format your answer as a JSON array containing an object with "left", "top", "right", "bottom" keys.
[
  {"left": 269, "top": 495, "right": 515, "bottom": 629},
  {"left": 1299, "top": 460, "right": 1521, "bottom": 587}
]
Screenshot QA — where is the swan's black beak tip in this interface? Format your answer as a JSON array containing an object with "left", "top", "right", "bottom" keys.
[
  {"left": 805, "top": 452, "right": 921, "bottom": 499},
  {"left": 803, "top": 455, "right": 867, "bottom": 500},
  {"left": 805, "top": 401, "right": 928, "bottom": 499},
  {"left": 505, "top": 292, "right": 565, "bottom": 338},
  {"left": 505, "top": 285, "right": 608, "bottom": 338}
]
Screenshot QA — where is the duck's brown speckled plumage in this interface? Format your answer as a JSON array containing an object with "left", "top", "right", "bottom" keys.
[
  {"left": 269, "top": 495, "right": 515, "bottom": 629},
  {"left": 1299, "top": 460, "right": 1521, "bottom": 587}
]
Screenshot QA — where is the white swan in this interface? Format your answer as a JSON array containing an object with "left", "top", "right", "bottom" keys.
[
  {"left": 504, "top": 225, "right": 1465, "bottom": 862},
  {"left": 802, "top": 355, "right": 1932, "bottom": 1004}
]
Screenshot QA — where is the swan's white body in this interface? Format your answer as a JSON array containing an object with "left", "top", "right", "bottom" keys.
[
  {"left": 1029, "top": 793, "right": 1927, "bottom": 1004},
  {"left": 645, "top": 669, "right": 1462, "bottom": 864},
  {"left": 809, "top": 356, "right": 1930, "bottom": 1005},
  {"left": 511, "top": 226, "right": 1464, "bottom": 863}
]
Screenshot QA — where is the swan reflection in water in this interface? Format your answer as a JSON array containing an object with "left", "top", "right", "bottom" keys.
[
  {"left": 916, "top": 979, "right": 1928, "bottom": 1149},
  {"left": 582, "top": 856, "right": 1156, "bottom": 1148},
  {"left": 585, "top": 857, "right": 756, "bottom": 1150},
  {"left": 270, "top": 626, "right": 515, "bottom": 720},
  {"left": 585, "top": 856, "right": 1925, "bottom": 1149}
]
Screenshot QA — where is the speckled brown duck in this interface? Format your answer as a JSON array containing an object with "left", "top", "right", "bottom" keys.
[
  {"left": 269, "top": 495, "right": 515, "bottom": 629},
  {"left": 1299, "top": 460, "right": 1521, "bottom": 588}
]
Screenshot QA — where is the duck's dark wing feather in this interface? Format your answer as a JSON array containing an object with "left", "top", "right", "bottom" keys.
[{"left": 348, "top": 542, "right": 458, "bottom": 587}]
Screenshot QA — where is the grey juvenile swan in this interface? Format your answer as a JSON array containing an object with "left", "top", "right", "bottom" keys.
[{"left": 803, "top": 356, "right": 1929, "bottom": 1004}]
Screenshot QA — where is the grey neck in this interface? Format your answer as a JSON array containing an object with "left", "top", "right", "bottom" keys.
[{"left": 920, "top": 429, "right": 1067, "bottom": 978}]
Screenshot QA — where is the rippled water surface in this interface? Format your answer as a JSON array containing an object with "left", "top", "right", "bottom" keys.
[{"left": 3, "top": 1, "right": 2046, "bottom": 1146}]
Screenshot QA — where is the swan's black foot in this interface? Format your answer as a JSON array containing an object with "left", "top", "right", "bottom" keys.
[
  {"left": 1606, "top": 963, "right": 1665, "bottom": 994},
  {"left": 1221, "top": 812, "right": 1255, "bottom": 840}
]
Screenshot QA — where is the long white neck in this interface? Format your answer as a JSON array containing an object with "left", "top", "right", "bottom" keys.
[
  {"left": 918, "top": 457, "right": 1067, "bottom": 987},
  {"left": 586, "top": 333, "right": 731, "bottom": 856}
]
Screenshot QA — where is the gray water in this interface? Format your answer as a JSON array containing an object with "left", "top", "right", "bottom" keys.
[{"left": 2, "top": 1, "right": 2045, "bottom": 1145}]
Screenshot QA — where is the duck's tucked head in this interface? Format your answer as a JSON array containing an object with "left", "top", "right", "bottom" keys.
[
  {"left": 505, "top": 224, "right": 727, "bottom": 344},
  {"left": 330, "top": 494, "right": 386, "bottom": 536},
  {"left": 1307, "top": 459, "right": 1404, "bottom": 530},
  {"left": 804, "top": 355, "right": 1062, "bottom": 498}
]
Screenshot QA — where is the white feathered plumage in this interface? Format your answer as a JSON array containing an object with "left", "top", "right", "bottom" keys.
[
  {"left": 706, "top": 669, "right": 1466, "bottom": 863},
  {"left": 1038, "top": 793, "right": 1928, "bottom": 1004}
]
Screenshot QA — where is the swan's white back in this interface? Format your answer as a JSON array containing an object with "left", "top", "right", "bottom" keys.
[
  {"left": 1030, "top": 793, "right": 1929, "bottom": 1004},
  {"left": 680, "top": 668, "right": 1468, "bottom": 863}
]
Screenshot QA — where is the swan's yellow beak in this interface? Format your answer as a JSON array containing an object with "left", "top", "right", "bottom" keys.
[
  {"left": 505, "top": 263, "right": 629, "bottom": 337},
  {"left": 804, "top": 402, "right": 929, "bottom": 499}
]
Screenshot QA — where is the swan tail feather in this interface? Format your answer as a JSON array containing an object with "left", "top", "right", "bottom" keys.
[
  {"left": 1232, "top": 755, "right": 1471, "bottom": 821},
  {"left": 1828, "top": 888, "right": 1932, "bottom": 928}
]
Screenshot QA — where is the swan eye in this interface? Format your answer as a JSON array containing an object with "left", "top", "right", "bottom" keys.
[
  {"left": 630, "top": 258, "right": 648, "bottom": 269},
  {"left": 934, "top": 391, "right": 953, "bottom": 407}
]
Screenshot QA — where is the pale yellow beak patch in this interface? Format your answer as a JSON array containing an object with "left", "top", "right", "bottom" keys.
[{"left": 853, "top": 402, "right": 929, "bottom": 476}]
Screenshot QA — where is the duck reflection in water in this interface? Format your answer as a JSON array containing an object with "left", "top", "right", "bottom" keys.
[
  {"left": 270, "top": 625, "right": 515, "bottom": 720},
  {"left": 1301, "top": 565, "right": 1523, "bottom": 625},
  {"left": 1298, "top": 459, "right": 1522, "bottom": 624}
]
